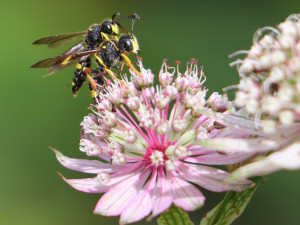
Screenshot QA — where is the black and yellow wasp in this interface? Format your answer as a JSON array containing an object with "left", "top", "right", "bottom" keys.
[{"left": 31, "top": 13, "right": 141, "bottom": 97}]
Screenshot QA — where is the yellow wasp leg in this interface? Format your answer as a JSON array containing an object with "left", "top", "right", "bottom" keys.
[
  {"left": 104, "top": 68, "right": 127, "bottom": 88},
  {"left": 94, "top": 53, "right": 127, "bottom": 88},
  {"left": 101, "top": 32, "right": 119, "bottom": 51},
  {"left": 120, "top": 53, "right": 142, "bottom": 77}
]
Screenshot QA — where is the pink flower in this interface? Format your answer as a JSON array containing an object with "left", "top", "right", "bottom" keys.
[
  {"left": 213, "top": 14, "right": 300, "bottom": 179},
  {"left": 55, "top": 59, "right": 253, "bottom": 224}
]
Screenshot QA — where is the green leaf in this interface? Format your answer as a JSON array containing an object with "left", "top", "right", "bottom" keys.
[
  {"left": 199, "top": 177, "right": 264, "bottom": 225},
  {"left": 157, "top": 205, "right": 194, "bottom": 225}
]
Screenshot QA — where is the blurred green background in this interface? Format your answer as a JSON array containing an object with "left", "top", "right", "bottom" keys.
[{"left": 1, "top": 0, "right": 300, "bottom": 224}]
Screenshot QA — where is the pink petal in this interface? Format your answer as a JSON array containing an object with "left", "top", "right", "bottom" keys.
[
  {"left": 177, "top": 162, "right": 253, "bottom": 192},
  {"left": 57, "top": 173, "right": 109, "bottom": 193},
  {"left": 53, "top": 148, "right": 124, "bottom": 174},
  {"left": 184, "top": 152, "right": 254, "bottom": 165},
  {"left": 150, "top": 168, "right": 173, "bottom": 218},
  {"left": 58, "top": 172, "right": 132, "bottom": 193},
  {"left": 194, "top": 137, "right": 288, "bottom": 154},
  {"left": 119, "top": 170, "right": 157, "bottom": 224},
  {"left": 168, "top": 171, "right": 205, "bottom": 211},
  {"left": 231, "top": 141, "right": 300, "bottom": 179},
  {"left": 94, "top": 169, "right": 151, "bottom": 216}
]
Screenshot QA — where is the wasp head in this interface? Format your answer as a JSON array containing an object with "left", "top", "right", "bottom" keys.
[
  {"left": 101, "top": 20, "right": 119, "bottom": 36},
  {"left": 118, "top": 34, "right": 140, "bottom": 54}
]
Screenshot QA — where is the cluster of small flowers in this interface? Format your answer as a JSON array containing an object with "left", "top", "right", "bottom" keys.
[
  {"left": 55, "top": 59, "right": 253, "bottom": 224},
  {"left": 225, "top": 14, "right": 300, "bottom": 179},
  {"left": 233, "top": 14, "right": 300, "bottom": 134}
]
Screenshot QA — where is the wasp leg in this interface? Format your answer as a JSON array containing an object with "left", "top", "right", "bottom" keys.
[
  {"left": 103, "top": 68, "right": 127, "bottom": 87},
  {"left": 101, "top": 32, "right": 119, "bottom": 50},
  {"left": 120, "top": 53, "right": 142, "bottom": 77},
  {"left": 118, "top": 62, "right": 125, "bottom": 75},
  {"left": 94, "top": 53, "right": 127, "bottom": 87},
  {"left": 89, "top": 73, "right": 105, "bottom": 101}
]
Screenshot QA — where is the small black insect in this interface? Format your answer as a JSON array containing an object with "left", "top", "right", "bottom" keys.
[{"left": 31, "top": 13, "right": 140, "bottom": 97}]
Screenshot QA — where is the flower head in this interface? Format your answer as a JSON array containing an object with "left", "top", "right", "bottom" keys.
[
  {"left": 232, "top": 14, "right": 300, "bottom": 134},
  {"left": 225, "top": 14, "right": 300, "bottom": 179},
  {"left": 55, "top": 59, "right": 253, "bottom": 224}
]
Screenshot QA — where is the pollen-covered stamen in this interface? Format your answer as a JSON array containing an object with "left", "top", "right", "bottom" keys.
[
  {"left": 172, "top": 119, "right": 187, "bottom": 132},
  {"left": 261, "top": 119, "right": 277, "bottom": 134},
  {"left": 279, "top": 110, "right": 294, "bottom": 125},
  {"left": 150, "top": 150, "right": 164, "bottom": 166},
  {"left": 132, "top": 62, "right": 154, "bottom": 89},
  {"left": 79, "top": 139, "right": 103, "bottom": 156},
  {"left": 96, "top": 172, "right": 110, "bottom": 184},
  {"left": 101, "top": 111, "right": 117, "bottom": 127},
  {"left": 164, "top": 85, "right": 178, "bottom": 100},
  {"left": 95, "top": 99, "right": 112, "bottom": 112},
  {"left": 165, "top": 159, "right": 176, "bottom": 171},
  {"left": 159, "top": 62, "right": 175, "bottom": 86},
  {"left": 207, "top": 92, "right": 232, "bottom": 112},
  {"left": 111, "top": 151, "right": 126, "bottom": 165},
  {"left": 174, "top": 146, "right": 191, "bottom": 158},
  {"left": 110, "top": 141, "right": 124, "bottom": 152},
  {"left": 80, "top": 115, "right": 103, "bottom": 136},
  {"left": 155, "top": 120, "right": 168, "bottom": 135},
  {"left": 175, "top": 76, "right": 189, "bottom": 92},
  {"left": 123, "top": 129, "right": 137, "bottom": 143},
  {"left": 139, "top": 105, "right": 154, "bottom": 128},
  {"left": 155, "top": 92, "right": 170, "bottom": 110},
  {"left": 195, "top": 126, "right": 209, "bottom": 140},
  {"left": 126, "top": 96, "right": 140, "bottom": 111}
]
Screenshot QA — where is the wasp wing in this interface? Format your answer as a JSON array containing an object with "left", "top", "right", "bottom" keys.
[
  {"left": 31, "top": 49, "right": 98, "bottom": 77},
  {"left": 32, "top": 31, "right": 87, "bottom": 48}
]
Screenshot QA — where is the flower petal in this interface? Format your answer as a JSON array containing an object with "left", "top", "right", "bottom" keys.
[
  {"left": 57, "top": 171, "right": 134, "bottom": 193},
  {"left": 94, "top": 169, "right": 151, "bottom": 216},
  {"left": 119, "top": 170, "right": 157, "bottom": 224},
  {"left": 184, "top": 152, "right": 254, "bottom": 165},
  {"left": 150, "top": 168, "right": 173, "bottom": 218},
  {"left": 53, "top": 148, "right": 124, "bottom": 174},
  {"left": 57, "top": 173, "right": 109, "bottom": 193},
  {"left": 230, "top": 141, "right": 300, "bottom": 179},
  {"left": 194, "top": 137, "right": 288, "bottom": 154},
  {"left": 177, "top": 162, "right": 253, "bottom": 192},
  {"left": 168, "top": 171, "right": 205, "bottom": 211}
]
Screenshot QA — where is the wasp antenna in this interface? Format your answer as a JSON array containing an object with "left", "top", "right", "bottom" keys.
[
  {"left": 115, "top": 21, "right": 128, "bottom": 34},
  {"left": 112, "top": 12, "right": 120, "bottom": 21},
  {"left": 131, "top": 14, "right": 140, "bottom": 33}
]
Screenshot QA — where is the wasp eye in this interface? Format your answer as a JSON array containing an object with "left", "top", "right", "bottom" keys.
[{"left": 101, "top": 21, "right": 113, "bottom": 34}]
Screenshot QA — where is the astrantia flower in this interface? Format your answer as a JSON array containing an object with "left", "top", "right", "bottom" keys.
[
  {"left": 221, "top": 14, "right": 300, "bottom": 179},
  {"left": 232, "top": 14, "right": 300, "bottom": 133},
  {"left": 54, "top": 59, "right": 253, "bottom": 224}
]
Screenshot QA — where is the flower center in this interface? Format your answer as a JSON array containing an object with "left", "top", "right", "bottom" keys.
[{"left": 150, "top": 150, "right": 165, "bottom": 166}]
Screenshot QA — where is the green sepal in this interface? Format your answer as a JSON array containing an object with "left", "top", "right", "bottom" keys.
[
  {"left": 157, "top": 205, "right": 194, "bottom": 225},
  {"left": 199, "top": 177, "right": 264, "bottom": 225}
]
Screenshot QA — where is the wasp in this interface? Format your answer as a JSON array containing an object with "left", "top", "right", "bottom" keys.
[
  {"left": 31, "top": 13, "right": 140, "bottom": 97},
  {"left": 31, "top": 14, "right": 141, "bottom": 97}
]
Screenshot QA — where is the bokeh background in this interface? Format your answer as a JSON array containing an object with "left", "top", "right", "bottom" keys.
[{"left": 1, "top": 0, "right": 300, "bottom": 224}]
